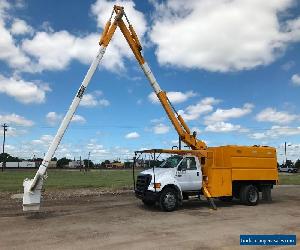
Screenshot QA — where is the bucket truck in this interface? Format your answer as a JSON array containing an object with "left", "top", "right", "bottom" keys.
[{"left": 23, "top": 6, "right": 278, "bottom": 212}]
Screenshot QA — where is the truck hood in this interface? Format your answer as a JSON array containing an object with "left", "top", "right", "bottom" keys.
[{"left": 140, "top": 167, "right": 174, "bottom": 179}]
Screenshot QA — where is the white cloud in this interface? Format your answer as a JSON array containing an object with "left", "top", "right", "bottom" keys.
[
  {"left": 153, "top": 123, "right": 170, "bottom": 134},
  {"left": 20, "top": 0, "right": 147, "bottom": 73},
  {"left": 256, "top": 108, "right": 298, "bottom": 124},
  {"left": 0, "top": 74, "right": 50, "bottom": 103},
  {"left": 250, "top": 126, "right": 300, "bottom": 140},
  {"left": 86, "top": 143, "right": 107, "bottom": 155},
  {"left": 148, "top": 90, "right": 197, "bottom": 104},
  {"left": 150, "top": 117, "right": 165, "bottom": 123},
  {"left": 250, "top": 132, "right": 267, "bottom": 140},
  {"left": 0, "top": 0, "right": 10, "bottom": 13},
  {"left": 0, "top": 0, "right": 147, "bottom": 73},
  {"left": 81, "top": 93, "right": 98, "bottom": 107},
  {"left": 0, "top": 19, "right": 31, "bottom": 69},
  {"left": 171, "top": 139, "right": 179, "bottom": 145},
  {"left": 46, "top": 112, "right": 62, "bottom": 126},
  {"left": 125, "top": 131, "right": 140, "bottom": 139},
  {"left": 3, "top": 126, "right": 27, "bottom": 137},
  {"left": 276, "top": 143, "right": 300, "bottom": 162},
  {"left": 22, "top": 31, "right": 99, "bottom": 72},
  {"left": 10, "top": 18, "right": 33, "bottom": 35},
  {"left": 178, "top": 97, "right": 220, "bottom": 121},
  {"left": 80, "top": 93, "right": 110, "bottom": 107},
  {"left": 205, "top": 121, "right": 246, "bottom": 133},
  {"left": 204, "top": 103, "right": 254, "bottom": 124},
  {"left": 31, "top": 134, "right": 53, "bottom": 145},
  {"left": 291, "top": 74, "right": 300, "bottom": 86},
  {"left": 98, "top": 99, "right": 110, "bottom": 106},
  {"left": 0, "top": 113, "right": 34, "bottom": 126},
  {"left": 0, "top": 1, "right": 32, "bottom": 70},
  {"left": 71, "top": 114, "right": 86, "bottom": 124},
  {"left": 150, "top": 0, "right": 300, "bottom": 72},
  {"left": 46, "top": 112, "right": 86, "bottom": 125},
  {"left": 281, "top": 61, "right": 295, "bottom": 71}
]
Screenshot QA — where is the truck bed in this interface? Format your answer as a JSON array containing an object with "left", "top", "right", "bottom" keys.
[{"left": 203, "top": 145, "right": 278, "bottom": 197}]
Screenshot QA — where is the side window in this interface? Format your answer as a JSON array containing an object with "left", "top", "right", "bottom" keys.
[
  {"left": 187, "top": 157, "right": 197, "bottom": 170},
  {"left": 179, "top": 157, "right": 197, "bottom": 170}
]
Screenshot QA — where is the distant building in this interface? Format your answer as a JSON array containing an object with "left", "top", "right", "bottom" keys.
[
  {"left": 48, "top": 161, "right": 57, "bottom": 168},
  {"left": 105, "top": 162, "right": 124, "bottom": 169},
  {"left": 68, "top": 160, "right": 82, "bottom": 168},
  {"left": 1, "top": 161, "right": 35, "bottom": 168}
]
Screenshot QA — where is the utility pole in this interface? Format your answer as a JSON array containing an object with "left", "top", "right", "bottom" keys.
[
  {"left": 284, "top": 142, "right": 292, "bottom": 166},
  {"left": 2, "top": 123, "right": 9, "bottom": 172},
  {"left": 80, "top": 156, "right": 82, "bottom": 172},
  {"left": 284, "top": 142, "right": 287, "bottom": 165},
  {"left": 87, "top": 151, "right": 91, "bottom": 172}
]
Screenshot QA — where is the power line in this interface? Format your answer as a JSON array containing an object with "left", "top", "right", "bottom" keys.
[{"left": 9, "top": 123, "right": 300, "bottom": 132}]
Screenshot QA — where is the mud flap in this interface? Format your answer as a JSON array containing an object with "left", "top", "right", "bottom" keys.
[{"left": 261, "top": 185, "right": 272, "bottom": 202}]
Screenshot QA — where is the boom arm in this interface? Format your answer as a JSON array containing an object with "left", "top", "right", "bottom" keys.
[
  {"left": 22, "top": 10, "right": 118, "bottom": 211},
  {"left": 106, "top": 6, "right": 207, "bottom": 150},
  {"left": 22, "top": 5, "right": 206, "bottom": 211}
]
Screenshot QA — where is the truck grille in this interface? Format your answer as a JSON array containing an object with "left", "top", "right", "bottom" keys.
[{"left": 136, "top": 174, "right": 152, "bottom": 193}]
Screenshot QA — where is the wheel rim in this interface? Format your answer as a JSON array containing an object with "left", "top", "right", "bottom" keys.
[
  {"left": 163, "top": 192, "right": 176, "bottom": 209},
  {"left": 248, "top": 188, "right": 258, "bottom": 203}
]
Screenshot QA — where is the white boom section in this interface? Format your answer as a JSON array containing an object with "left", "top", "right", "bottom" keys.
[
  {"left": 23, "top": 46, "right": 106, "bottom": 211},
  {"left": 140, "top": 62, "right": 162, "bottom": 95}
]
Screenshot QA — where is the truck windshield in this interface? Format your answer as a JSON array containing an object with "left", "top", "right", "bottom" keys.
[{"left": 158, "top": 155, "right": 183, "bottom": 168}]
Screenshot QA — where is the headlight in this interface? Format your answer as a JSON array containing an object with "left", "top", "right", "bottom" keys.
[{"left": 153, "top": 183, "right": 161, "bottom": 189}]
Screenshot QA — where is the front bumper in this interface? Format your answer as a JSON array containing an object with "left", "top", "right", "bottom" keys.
[{"left": 135, "top": 190, "right": 159, "bottom": 201}]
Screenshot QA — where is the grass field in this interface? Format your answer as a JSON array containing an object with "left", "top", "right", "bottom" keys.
[
  {"left": 0, "top": 169, "right": 299, "bottom": 192},
  {"left": 278, "top": 172, "right": 300, "bottom": 185},
  {"left": 0, "top": 169, "right": 138, "bottom": 192}
]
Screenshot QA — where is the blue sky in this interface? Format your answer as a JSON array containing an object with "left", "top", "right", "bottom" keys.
[{"left": 0, "top": 0, "right": 300, "bottom": 163}]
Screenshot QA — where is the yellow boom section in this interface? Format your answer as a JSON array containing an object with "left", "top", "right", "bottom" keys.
[{"left": 100, "top": 6, "right": 207, "bottom": 150}]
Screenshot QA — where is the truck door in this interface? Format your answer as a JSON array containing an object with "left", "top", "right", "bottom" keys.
[{"left": 176, "top": 156, "right": 202, "bottom": 191}]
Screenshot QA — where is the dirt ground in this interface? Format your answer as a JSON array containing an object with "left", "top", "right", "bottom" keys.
[{"left": 0, "top": 186, "right": 299, "bottom": 250}]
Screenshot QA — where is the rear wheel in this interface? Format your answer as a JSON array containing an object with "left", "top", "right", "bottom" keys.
[
  {"left": 159, "top": 187, "right": 178, "bottom": 212},
  {"left": 240, "top": 185, "right": 259, "bottom": 206}
]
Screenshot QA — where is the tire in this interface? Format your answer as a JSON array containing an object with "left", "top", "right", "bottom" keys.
[
  {"left": 240, "top": 185, "right": 259, "bottom": 206},
  {"left": 219, "top": 196, "right": 233, "bottom": 202},
  {"left": 142, "top": 199, "right": 156, "bottom": 207},
  {"left": 159, "top": 187, "right": 178, "bottom": 212}
]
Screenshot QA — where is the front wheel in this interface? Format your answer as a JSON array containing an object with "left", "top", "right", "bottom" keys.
[
  {"left": 159, "top": 187, "right": 178, "bottom": 212},
  {"left": 240, "top": 185, "right": 259, "bottom": 206}
]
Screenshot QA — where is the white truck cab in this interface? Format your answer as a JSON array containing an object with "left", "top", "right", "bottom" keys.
[{"left": 135, "top": 154, "right": 202, "bottom": 211}]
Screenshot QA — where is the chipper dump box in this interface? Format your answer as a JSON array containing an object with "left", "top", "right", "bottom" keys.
[{"left": 203, "top": 146, "right": 278, "bottom": 200}]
